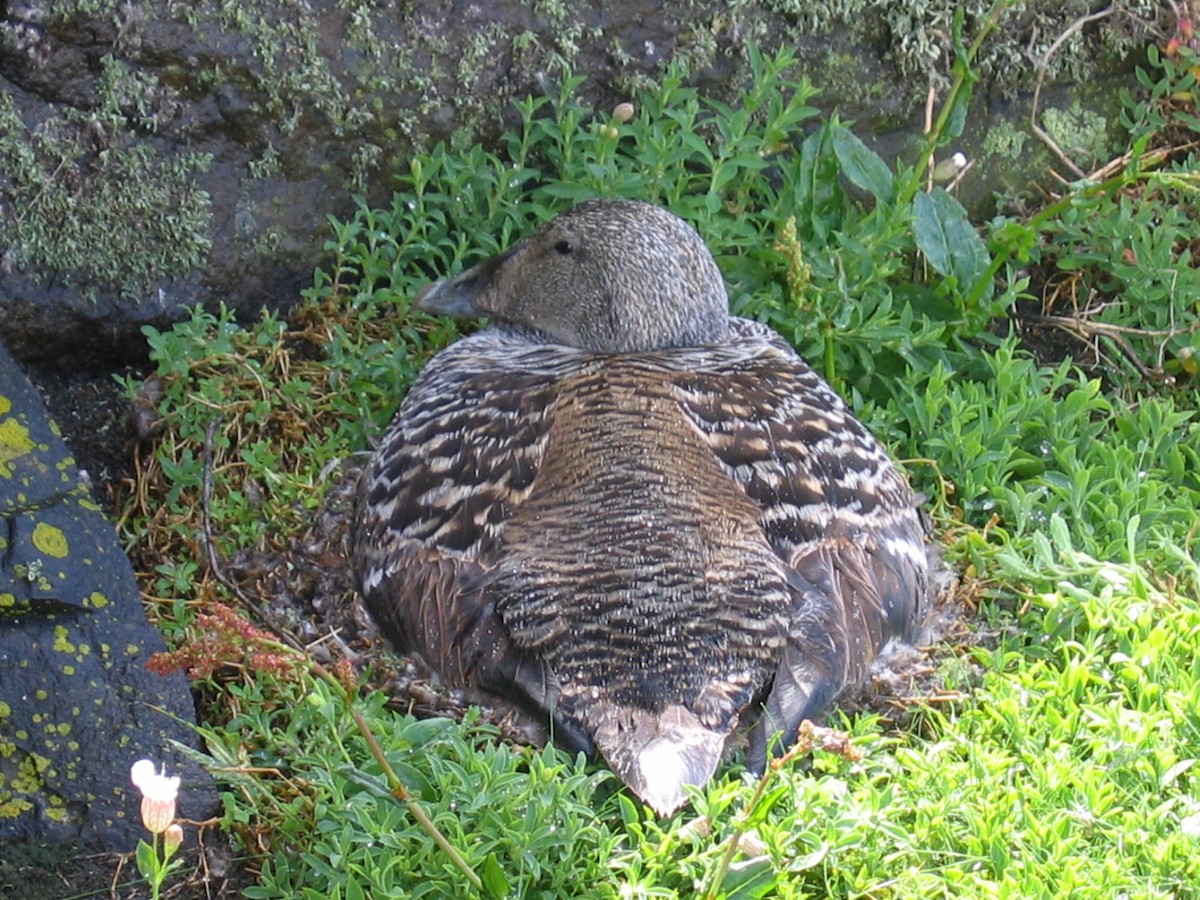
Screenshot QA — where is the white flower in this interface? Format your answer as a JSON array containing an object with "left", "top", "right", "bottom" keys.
[{"left": 130, "top": 759, "right": 181, "bottom": 834}]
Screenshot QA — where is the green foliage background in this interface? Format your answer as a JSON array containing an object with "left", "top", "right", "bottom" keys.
[{"left": 122, "top": 21, "right": 1200, "bottom": 900}]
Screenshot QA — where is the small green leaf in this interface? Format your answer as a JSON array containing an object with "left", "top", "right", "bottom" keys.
[
  {"left": 616, "top": 791, "right": 642, "bottom": 832},
  {"left": 792, "top": 842, "right": 829, "bottom": 871},
  {"left": 831, "top": 124, "right": 894, "bottom": 203},
  {"left": 1049, "top": 513, "right": 1074, "bottom": 555},
  {"left": 481, "top": 853, "right": 510, "bottom": 899},
  {"left": 951, "top": 6, "right": 967, "bottom": 60},
  {"left": 990, "top": 219, "right": 1038, "bottom": 263},
  {"left": 134, "top": 839, "right": 157, "bottom": 879}
]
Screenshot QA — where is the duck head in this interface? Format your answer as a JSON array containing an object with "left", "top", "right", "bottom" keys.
[{"left": 415, "top": 199, "right": 731, "bottom": 353}]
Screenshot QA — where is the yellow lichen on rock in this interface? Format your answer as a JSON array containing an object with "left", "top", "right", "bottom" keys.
[
  {"left": 53, "top": 625, "right": 76, "bottom": 654},
  {"left": 0, "top": 749, "right": 50, "bottom": 820},
  {"left": 0, "top": 416, "right": 35, "bottom": 478},
  {"left": 33, "top": 522, "right": 70, "bottom": 558}
]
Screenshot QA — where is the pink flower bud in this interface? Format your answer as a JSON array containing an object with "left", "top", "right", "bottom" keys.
[
  {"left": 612, "top": 102, "right": 635, "bottom": 124},
  {"left": 163, "top": 823, "right": 184, "bottom": 854},
  {"left": 140, "top": 794, "right": 177, "bottom": 834}
]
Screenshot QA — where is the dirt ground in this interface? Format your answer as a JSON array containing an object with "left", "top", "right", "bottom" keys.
[{"left": 0, "top": 833, "right": 256, "bottom": 900}]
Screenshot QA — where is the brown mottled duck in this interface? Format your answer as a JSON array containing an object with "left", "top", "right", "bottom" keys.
[{"left": 351, "top": 199, "right": 930, "bottom": 814}]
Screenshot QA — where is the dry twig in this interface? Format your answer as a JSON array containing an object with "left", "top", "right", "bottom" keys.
[{"left": 1030, "top": 6, "right": 1117, "bottom": 179}]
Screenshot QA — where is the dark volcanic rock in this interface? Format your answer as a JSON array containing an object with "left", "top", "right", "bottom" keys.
[{"left": 0, "top": 341, "right": 216, "bottom": 848}]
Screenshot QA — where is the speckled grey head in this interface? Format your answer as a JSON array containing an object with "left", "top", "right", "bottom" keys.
[{"left": 415, "top": 199, "right": 731, "bottom": 352}]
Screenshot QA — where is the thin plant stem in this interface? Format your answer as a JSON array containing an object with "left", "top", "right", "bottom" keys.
[
  {"left": 701, "top": 728, "right": 822, "bottom": 900},
  {"left": 151, "top": 832, "right": 162, "bottom": 900},
  {"left": 903, "top": 0, "right": 1015, "bottom": 203},
  {"left": 261, "top": 639, "right": 486, "bottom": 894},
  {"left": 310, "top": 657, "right": 485, "bottom": 893},
  {"left": 822, "top": 318, "right": 837, "bottom": 388}
]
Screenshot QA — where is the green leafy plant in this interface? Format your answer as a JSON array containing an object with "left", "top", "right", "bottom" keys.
[{"left": 986, "top": 45, "right": 1200, "bottom": 390}]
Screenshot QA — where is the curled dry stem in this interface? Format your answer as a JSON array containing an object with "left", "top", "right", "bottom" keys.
[{"left": 1029, "top": 5, "right": 1117, "bottom": 179}]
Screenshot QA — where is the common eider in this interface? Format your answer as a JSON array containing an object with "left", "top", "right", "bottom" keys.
[{"left": 351, "top": 199, "right": 929, "bottom": 814}]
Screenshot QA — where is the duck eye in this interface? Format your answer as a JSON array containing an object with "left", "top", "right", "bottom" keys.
[{"left": 554, "top": 239, "right": 573, "bottom": 255}]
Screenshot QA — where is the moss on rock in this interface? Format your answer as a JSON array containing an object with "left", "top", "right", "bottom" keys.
[{"left": 0, "top": 0, "right": 1167, "bottom": 364}]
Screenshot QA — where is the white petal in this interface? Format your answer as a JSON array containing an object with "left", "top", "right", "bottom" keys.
[{"left": 130, "top": 759, "right": 157, "bottom": 790}]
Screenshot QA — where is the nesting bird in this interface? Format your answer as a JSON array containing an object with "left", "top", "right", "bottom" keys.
[{"left": 351, "top": 199, "right": 929, "bottom": 814}]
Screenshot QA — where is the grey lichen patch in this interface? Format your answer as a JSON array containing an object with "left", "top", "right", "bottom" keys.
[
  {"left": 729, "top": 0, "right": 1163, "bottom": 94},
  {"left": 448, "top": 22, "right": 515, "bottom": 150},
  {"left": 738, "top": 0, "right": 866, "bottom": 30},
  {"left": 247, "top": 143, "right": 283, "bottom": 180},
  {"left": 670, "top": 17, "right": 722, "bottom": 78},
  {"left": 1040, "top": 101, "right": 1114, "bottom": 170},
  {"left": 982, "top": 119, "right": 1030, "bottom": 161},
  {"left": 47, "top": 0, "right": 619, "bottom": 175},
  {"left": 193, "top": 1, "right": 351, "bottom": 136},
  {"left": 0, "top": 59, "right": 212, "bottom": 300},
  {"left": 811, "top": 45, "right": 896, "bottom": 117},
  {"left": 446, "top": 9, "right": 601, "bottom": 150}
]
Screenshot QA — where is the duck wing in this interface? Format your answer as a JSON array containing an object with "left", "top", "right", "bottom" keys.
[
  {"left": 670, "top": 320, "right": 929, "bottom": 770},
  {"left": 351, "top": 332, "right": 595, "bottom": 752}
]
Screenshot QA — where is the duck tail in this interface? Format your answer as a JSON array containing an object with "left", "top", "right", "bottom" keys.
[{"left": 591, "top": 703, "right": 727, "bottom": 815}]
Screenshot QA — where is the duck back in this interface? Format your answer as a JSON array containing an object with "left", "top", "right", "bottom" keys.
[{"left": 352, "top": 319, "right": 928, "bottom": 813}]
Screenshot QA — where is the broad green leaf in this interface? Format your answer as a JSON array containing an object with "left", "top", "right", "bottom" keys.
[
  {"left": 723, "top": 855, "right": 776, "bottom": 900},
  {"left": 912, "top": 189, "right": 990, "bottom": 292},
  {"left": 831, "top": 124, "right": 894, "bottom": 203},
  {"left": 945, "top": 78, "right": 973, "bottom": 142},
  {"left": 795, "top": 126, "right": 843, "bottom": 242},
  {"left": 135, "top": 839, "right": 156, "bottom": 879}
]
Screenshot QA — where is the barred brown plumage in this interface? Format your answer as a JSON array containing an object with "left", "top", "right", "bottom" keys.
[{"left": 351, "top": 199, "right": 931, "bottom": 814}]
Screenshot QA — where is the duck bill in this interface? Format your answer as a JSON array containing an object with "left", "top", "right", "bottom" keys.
[{"left": 414, "top": 246, "right": 515, "bottom": 319}]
